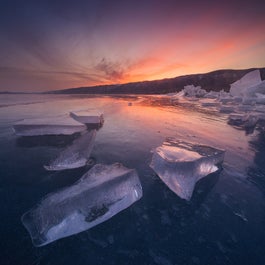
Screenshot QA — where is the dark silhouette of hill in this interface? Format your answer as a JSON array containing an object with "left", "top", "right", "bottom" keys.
[{"left": 46, "top": 67, "right": 265, "bottom": 95}]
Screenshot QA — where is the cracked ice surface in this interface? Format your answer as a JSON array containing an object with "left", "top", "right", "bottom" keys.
[
  {"left": 150, "top": 139, "right": 225, "bottom": 200},
  {"left": 22, "top": 163, "right": 143, "bottom": 246},
  {"left": 13, "top": 116, "right": 86, "bottom": 136},
  {"left": 44, "top": 130, "right": 96, "bottom": 171}
]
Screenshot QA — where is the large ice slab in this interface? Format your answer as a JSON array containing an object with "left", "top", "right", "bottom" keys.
[
  {"left": 150, "top": 139, "right": 225, "bottom": 200},
  {"left": 13, "top": 116, "right": 86, "bottom": 136},
  {"left": 230, "top": 70, "right": 262, "bottom": 97},
  {"left": 70, "top": 111, "right": 104, "bottom": 126},
  {"left": 44, "top": 130, "right": 96, "bottom": 171},
  {"left": 22, "top": 163, "right": 143, "bottom": 247}
]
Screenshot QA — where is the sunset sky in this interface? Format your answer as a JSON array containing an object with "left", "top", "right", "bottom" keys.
[{"left": 0, "top": 0, "right": 265, "bottom": 92}]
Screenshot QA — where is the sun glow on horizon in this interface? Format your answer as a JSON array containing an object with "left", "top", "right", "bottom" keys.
[{"left": 0, "top": 0, "right": 264, "bottom": 91}]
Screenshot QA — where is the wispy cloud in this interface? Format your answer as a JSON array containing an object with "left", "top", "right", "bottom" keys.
[
  {"left": 0, "top": 0, "right": 264, "bottom": 91},
  {"left": 95, "top": 58, "right": 128, "bottom": 83},
  {"left": 0, "top": 66, "right": 103, "bottom": 84}
]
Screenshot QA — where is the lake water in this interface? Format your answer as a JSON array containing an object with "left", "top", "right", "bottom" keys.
[{"left": 0, "top": 94, "right": 265, "bottom": 265}]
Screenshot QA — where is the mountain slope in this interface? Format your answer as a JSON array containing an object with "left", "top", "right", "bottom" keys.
[{"left": 46, "top": 68, "right": 265, "bottom": 95}]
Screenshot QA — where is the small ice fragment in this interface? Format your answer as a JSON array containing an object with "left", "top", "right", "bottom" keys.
[
  {"left": 228, "top": 113, "right": 259, "bottom": 132},
  {"left": 200, "top": 100, "right": 220, "bottom": 107},
  {"left": 242, "top": 97, "right": 256, "bottom": 106},
  {"left": 234, "top": 211, "right": 248, "bottom": 222},
  {"left": 183, "top": 85, "right": 207, "bottom": 98},
  {"left": 228, "top": 114, "right": 249, "bottom": 126},
  {"left": 255, "top": 105, "right": 265, "bottom": 113},
  {"left": 150, "top": 139, "right": 225, "bottom": 200},
  {"left": 22, "top": 163, "right": 143, "bottom": 247},
  {"left": 70, "top": 111, "right": 104, "bottom": 126},
  {"left": 219, "top": 105, "right": 235, "bottom": 113},
  {"left": 13, "top": 116, "right": 86, "bottom": 136},
  {"left": 236, "top": 104, "right": 253, "bottom": 112},
  {"left": 245, "top": 114, "right": 259, "bottom": 128},
  {"left": 232, "top": 97, "right": 243, "bottom": 103},
  {"left": 255, "top": 92, "right": 265, "bottom": 105},
  {"left": 204, "top": 91, "right": 220, "bottom": 99},
  {"left": 219, "top": 97, "right": 235, "bottom": 104},
  {"left": 44, "top": 130, "right": 96, "bottom": 171}
]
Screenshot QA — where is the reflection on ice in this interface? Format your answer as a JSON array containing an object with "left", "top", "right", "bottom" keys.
[
  {"left": 150, "top": 139, "right": 225, "bottom": 200},
  {"left": 44, "top": 130, "right": 96, "bottom": 171},
  {"left": 13, "top": 116, "right": 86, "bottom": 136},
  {"left": 22, "top": 163, "right": 143, "bottom": 246}
]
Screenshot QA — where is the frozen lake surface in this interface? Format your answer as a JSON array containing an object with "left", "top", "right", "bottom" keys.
[{"left": 0, "top": 94, "right": 265, "bottom": 265}]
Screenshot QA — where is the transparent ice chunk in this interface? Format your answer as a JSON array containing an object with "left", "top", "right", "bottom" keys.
[
  {"left": 230, "top": 70, "right": 262, "bottom": 97},
  {"left": 150, "top": 139, "right": 225, "bottom": 200},
  {"left": 70, "top": 111, "right": 104, "bottom": 126},
  {"left": 44, "top": 130, "right": 96, "bottom": 171},
  {"left": 13, "top": 116, "right": 86, "bottom": 136},
  {"left": 22, "top": 163, "right": 143, "bottom": 246}
]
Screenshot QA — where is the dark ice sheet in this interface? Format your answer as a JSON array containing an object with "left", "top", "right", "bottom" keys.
[{"left": 0, "top": 94, "right": 265, "bottom": 265}]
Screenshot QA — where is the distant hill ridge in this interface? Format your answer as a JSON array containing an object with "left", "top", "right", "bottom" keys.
[{"left": 46, "top": 68, "right": 265, "bottom": 95}]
